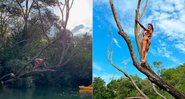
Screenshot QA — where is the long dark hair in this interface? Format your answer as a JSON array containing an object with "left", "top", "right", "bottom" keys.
[{"left": 148, "top": 23, "right": 153, "bottom": 32}]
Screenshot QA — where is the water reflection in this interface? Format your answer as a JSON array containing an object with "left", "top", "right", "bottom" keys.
[{"left": 0, "top": 88, "right": 92, "bottom": 99}]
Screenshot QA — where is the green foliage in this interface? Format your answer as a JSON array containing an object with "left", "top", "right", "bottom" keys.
[
  {"left": 93, "top": 77, "right": 107, "bottom": 99},
  {"left": 94, "top": 64, "right": 185, "bottom": 98},
  {"left": 161, "top": 64, "right": 185, "bottom": 95},
  {"left": 0, "top": 0, "right": 92, "bottom": 89}
]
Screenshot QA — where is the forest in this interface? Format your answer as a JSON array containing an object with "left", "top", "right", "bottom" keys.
[
  {"left": 93, "top": 63, "right": 185, "bottom": 99},
  {"left": 0, "top": 0, "right": 92, "bottom": 90}
]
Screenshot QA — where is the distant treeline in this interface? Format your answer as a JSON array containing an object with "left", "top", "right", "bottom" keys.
[{"left": 93, "top": 64, "right": 185, "bottom": 99}]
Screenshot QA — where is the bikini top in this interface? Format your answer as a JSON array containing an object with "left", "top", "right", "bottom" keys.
[{"left": 145, "top": 31, "right": 152, "bottom": 38}]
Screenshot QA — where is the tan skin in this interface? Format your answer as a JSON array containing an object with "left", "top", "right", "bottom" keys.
[
  {"left": 136, "top": 19, "right": 153, "bottom": 63},
  {"left": 33, "top": 58, "right": 47, "bottom": 69}
]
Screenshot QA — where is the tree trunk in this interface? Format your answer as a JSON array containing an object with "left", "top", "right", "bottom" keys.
[{"left": 109, "top": 0, "right": 185, "bottom": 98}]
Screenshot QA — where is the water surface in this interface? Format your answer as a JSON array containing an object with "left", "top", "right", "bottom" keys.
[{"left": 0, "top": 88, "right": 92, "bottom": 99}]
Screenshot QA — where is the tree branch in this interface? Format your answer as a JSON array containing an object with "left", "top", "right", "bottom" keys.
[
  {"left": 134, "top": 0, "right": 142, "bottom": 56},
  {"left": 15, "top": 0, "right": 25, "bottom": 17},
  {"left": 109, "top": 0, "right": 185, "bottom": 98},
  {"left": 3, "top": 69, "right": 56, "bottom": 84},
  {"left": 35, "top": 0, "right": 50, "bottom": 42},
  {"left": 139, "top": 0, "right": 148, "bottom": 19},
  {"left": 108, "top": 29, "right": 149, "bottom": 99},
  {"left": 15, "top": 37, "right": 60, "bottom": 76},
  {"left": 125, "top": 97, "right": 146, "bottom": 99},
  {"left": 152, "top": 84, "right": 167, "bottom": 99}
]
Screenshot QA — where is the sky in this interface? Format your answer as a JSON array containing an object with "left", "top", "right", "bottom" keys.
[
  {"left": 93, "top": 0, "right": 185, "bottom": 84},
  {"left": 54, "top": 0, "right": 92, "bottom": 35}
]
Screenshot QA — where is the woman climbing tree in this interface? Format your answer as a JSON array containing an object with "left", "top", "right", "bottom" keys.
[{"left": 136, "top": 19, "right": 153, "bottom": 64}]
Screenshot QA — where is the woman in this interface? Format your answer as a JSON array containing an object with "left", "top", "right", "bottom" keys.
[{"left": 136, "top": 19, "right": 153, "bottom": 64}]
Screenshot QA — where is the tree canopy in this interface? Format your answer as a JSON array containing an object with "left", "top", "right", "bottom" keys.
[
  {"left": 94, "top": 63, "right": 185, "bottom": 99},
  {"left": 0, "top": 0, "right": 91, "bottom": 89}
]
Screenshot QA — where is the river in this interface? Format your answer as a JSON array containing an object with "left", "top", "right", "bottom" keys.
[{"left": 0, "top": 88, "right": 92, "bottom": 99}]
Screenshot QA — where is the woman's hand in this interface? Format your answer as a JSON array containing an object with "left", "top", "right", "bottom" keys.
[{"left": 136, "top": 19, "right": 148, "bottom": 31}]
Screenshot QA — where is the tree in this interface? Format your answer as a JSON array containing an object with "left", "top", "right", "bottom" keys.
[
  {"left": 0, "top": 0, "right": 75, "bottom": 87},
  {"left": 109, "top": 0, "right": 185, "bottom": 98},
  {"left": 93, "top": 77, "right": 106, "bottom": 99},
  {"left": 107, "top": 29, "right": 149, "bottom": 99},
  {"left": 153, "top": 61, "right": 167, "bottom": 99}
]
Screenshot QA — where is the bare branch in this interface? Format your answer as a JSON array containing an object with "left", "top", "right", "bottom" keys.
[
  {"left": 109, "top": 0, "right": 185, "bottom": 98},
  {"left": 19, "top": 69, "right": 56, "bottom": 78},
  {"left": 69, "top": 0, "right": 74, "bottom": 9},
  {"left": 3, "top": 69, "right": 56, "bottom": 84},
  {"left": 56, "top": 0, "right": 74, "bottom": 66},
  {"left": 137, "top": 0, "right": 142, "bottom": 11},
  {"left": 0, "top": 73, "right": 15, "bottom": 81},
  {"left": 153, "top": 84, "right": 167, "bottom": 99},
  {"left": 25, "top": 0, "right": 29, "bottom": 14},
  {"left": 139, "top": 0, "right": 148, "bottom": 19},
  {"left": 34, "top": 0, "right": 50, "bottom": 42},
  {"left": 135, "top": 0, "right": 149, "bottom": 56},
  {"left": 134, "top": 0, "right": 142, "bottom": 55},
  {"left": 57, "top": 0, "right": 64, "bottom": 24},
  {"left": 125, "top": 97, "right": 146, "bottom": 99},
  {"left": 108, "top": 29, "right": 149, "bottom": 99},
  {"left": 15, "top": 0, "right": 25, "bottom": 17},
  {"left": 27, "top": 0, "right": 34, "bottom": 17}
]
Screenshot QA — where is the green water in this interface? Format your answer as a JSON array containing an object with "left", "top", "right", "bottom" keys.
[{"left": 0, "top": 88, "right": 92, "bottom": 99}]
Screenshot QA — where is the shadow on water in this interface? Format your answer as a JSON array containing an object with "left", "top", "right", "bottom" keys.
[{"left": 0, "top": 87, "right": 92, "bottom": 99}]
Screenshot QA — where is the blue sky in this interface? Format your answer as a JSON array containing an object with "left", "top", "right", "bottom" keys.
[{"left": 93, "top": 0, "right": 185, "bottom": 84}]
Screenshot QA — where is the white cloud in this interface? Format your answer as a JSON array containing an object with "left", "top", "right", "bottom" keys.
[
  {"left": 71, "top": 24, "right": 92, "bottom": 36},
  {"left": 113, "top": 38, "right": 122, "bottom": 48},
  {"left": 175, "top": 43, "right": 185, "bottom": 54},
  {"left": 54, "top": 0, "right": 92, "bottom": 30},
  {"left": 150, "top": 44, "right": 179, "bottom": 64},
  {"left": 94, "top": 0, "right": 137, "bottom": 37},
  {"left": 94, "top": 72, "right": 122, "bottom": 84},
  {"left": 145, "top": 0, "right": 185, "bottom": 54},
  {"left": 93, "top": 63, "right": 103, "bottom": 71}
]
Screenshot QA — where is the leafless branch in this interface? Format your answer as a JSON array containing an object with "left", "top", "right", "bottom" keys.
[
  {"left": 3, "top": 69, "right": 56, "bottom": 84},
  {"left": 34, "top": 0, "right": 50, "bottom": 42},
  {"left": 139, "top": 0, "right": 148, "bottom": 19},
  {"left": 15, "top": 0, "right": 25, "bottom": 17},
  {"left": 108, "top": 29, "right": 149, "bottom": 99},
  {"left": 109, "top": 0, "right": 185, "bottom": 98},
  {"left": 153, "top": 84, "right": 167, "bottom": 99},
  {"left": 56, "top": 0, "right": 74, "bottom": 66},
  {"left": 125, "top": 97, "right": 146, "bottom": 99}
]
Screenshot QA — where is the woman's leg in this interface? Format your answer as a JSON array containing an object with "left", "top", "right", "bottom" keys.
[
  {"left": 144, "top": 51, "right": 148, "bottom": 63},
  {"left": 141, "top": 37, "right": 147, "bottom": 63},
  {"left": 144, "top": 39, "right": 150, "bottom": 62},
  {"left": 146, "top": 39, "right": 151, "bottom": 51}
]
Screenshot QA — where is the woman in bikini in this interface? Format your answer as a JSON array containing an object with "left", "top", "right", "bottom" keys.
[{"left": 136, "top": 19, "right": 153, "bottom": 64}]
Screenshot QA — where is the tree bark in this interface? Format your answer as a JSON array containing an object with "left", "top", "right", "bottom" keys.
[{"left": 109, "top": 0, "right": 185, "bottom": 98}]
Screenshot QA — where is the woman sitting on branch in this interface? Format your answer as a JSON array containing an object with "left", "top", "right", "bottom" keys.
[{"left": 136, "top": 19, "right": 153, "bottom": 64}]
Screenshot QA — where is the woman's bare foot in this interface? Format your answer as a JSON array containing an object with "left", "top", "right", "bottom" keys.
[{"left": 141, "top": 59, "right": 145, "bottom": 64}]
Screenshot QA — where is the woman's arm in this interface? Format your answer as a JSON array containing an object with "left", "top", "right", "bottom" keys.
[{"left": 136, "top": 19, "right": 148, "bottom": 31}]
